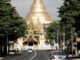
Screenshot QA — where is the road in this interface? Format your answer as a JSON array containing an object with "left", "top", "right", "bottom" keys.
[
  {"left": 32, "top": 50, "right": 50, "bottom": 60},
  {"left": 2, "top": 50, "right": 50, "bottom": 60},
  {"left": 2, "top": 50, "right": 80, "bottom": 60}
]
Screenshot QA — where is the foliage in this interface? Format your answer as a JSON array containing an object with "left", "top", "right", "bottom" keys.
[
  {"left": 45, "top": 21, "right": 60, "bottom": 44},
  {"left": 59, "top": 0, "right": 80, "bottom": 36},
  {"left": 0, "top": 0, "right": 27, "bottom": 41}
]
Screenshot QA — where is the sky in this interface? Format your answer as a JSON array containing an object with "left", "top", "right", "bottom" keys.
[{"left": 11, "top": 0, "right": 63, "bottom": 20}]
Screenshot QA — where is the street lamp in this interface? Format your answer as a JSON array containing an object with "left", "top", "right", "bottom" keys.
[{"left": 71, "top": 27, "right": 75, "bottom": 55}]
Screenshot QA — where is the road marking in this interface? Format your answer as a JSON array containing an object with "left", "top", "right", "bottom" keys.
[
  {"left": 29, "top": 51, "right": 37, "bottom": 60},
  {"left": 43, "top": 51, "right": 50, "bottom": 60},
  {"left": 8, "top": 50, "right": 36, "bottom": 60}
]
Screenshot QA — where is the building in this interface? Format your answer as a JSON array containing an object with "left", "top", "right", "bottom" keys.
[{"left": 15, "top": 0, "right": 53, "bottom": 50}]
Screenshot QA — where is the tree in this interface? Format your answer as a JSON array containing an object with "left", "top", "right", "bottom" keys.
[
  {"left": 59, "top": 0, "right": 80, "bottom": 37},
  {"left": 0, "top": 0, "right": 27, "bottom": 55},
  {"left": 0, "top": 0, "right": 27, "bottom": 40},
  {"left": 59, "top": 0, "right": 80, "bottom": 54},
  {"left": 45, "top": 21, "right": 60, "bottom": 45}
]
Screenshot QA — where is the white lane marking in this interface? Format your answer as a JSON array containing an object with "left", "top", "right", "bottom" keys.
[
  {"left": 29, "top": 51, "right": 37, "bottom": 60},
  {"left": 43, "top": 51, "right": 50, "bottom": 60}
]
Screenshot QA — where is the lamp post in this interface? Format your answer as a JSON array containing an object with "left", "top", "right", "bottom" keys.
[{"left": 71, "top": 27, "right": 75, "bottom": 55}]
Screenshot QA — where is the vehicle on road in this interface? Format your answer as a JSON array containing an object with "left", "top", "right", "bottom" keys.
[
  {"left": 27, "top": 48, "right": 33, "bottom": 53},
  {"left": 50, "top": 51, "right": 66, "bottom": 60}
]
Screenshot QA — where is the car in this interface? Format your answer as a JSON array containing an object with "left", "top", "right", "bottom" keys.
[
  {"left": 50, "top": 51, "right": 66, "bottom": 60},
  {"left": 50, "top": 55, "right": 56, "bottom": 60},
  {"left": 27, "top": 48, "right": 32, "bottom": 53}
]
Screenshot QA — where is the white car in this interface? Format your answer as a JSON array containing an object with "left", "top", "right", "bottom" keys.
[
  {"left": 50, "top": 51, "right": 66, "bottom": 60},
  {"left": 27, "top": 48, "right": 32, "bottom": 53}
]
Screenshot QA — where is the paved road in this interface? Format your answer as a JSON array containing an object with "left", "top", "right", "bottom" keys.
[
  {"left": 2, "top": 50, "right": 80, "bottom": 60},
  {"left": 2, "top": 50, "right": 50, "bottom": 60},
  {"left": 3, "top": 50, "right": 35, "bottom": 60},
  {"left": 32, "top": 50, "right": 50, "bottom": 60}
]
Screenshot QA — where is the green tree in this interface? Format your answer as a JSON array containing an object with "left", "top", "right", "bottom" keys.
[
  {"left": 0, "top": 0, "right": 27, "bottom": 40},
  {"left": 0, "top": 0, "right": 27, "bottom": 55},
  {"left": 45, "top": 21, "right": 60, "bottom": 45},
  {"left": 59, "top": 0, "right": 80, "bottom": 36}
]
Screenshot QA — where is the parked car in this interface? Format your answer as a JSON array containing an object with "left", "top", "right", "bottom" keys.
[{"left": 50, "top": 51, "right": 66, "bottom": 60}]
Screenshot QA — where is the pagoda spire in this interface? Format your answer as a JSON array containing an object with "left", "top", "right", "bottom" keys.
[
  {"left": 31, "top": 0, "right": 45, "bottom": 13},
  {"left": 26, "top": 0, "right": 53, "bottom": 23},
  {"left": 34, "top": 0, "right": 42, "bottom": 4}
]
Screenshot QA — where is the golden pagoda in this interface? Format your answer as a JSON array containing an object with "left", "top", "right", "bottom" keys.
[
  {"left": 26, "top": 0, "right": 52, "bottom": 24},
  {"left": 24, "top": 0, "right": 53, "bottom": 46}
]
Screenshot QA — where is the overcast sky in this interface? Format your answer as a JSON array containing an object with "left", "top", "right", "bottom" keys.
[{"left": 11, "top": 0, "right": 63, "bottom": 20}]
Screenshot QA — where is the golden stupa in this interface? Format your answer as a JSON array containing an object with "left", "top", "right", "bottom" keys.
[
  {"left": 26, "top": 0, "right": 52, "bottom": 23},
  {"left": 24, "top": 0, "right": 53, "bottom": 46}
]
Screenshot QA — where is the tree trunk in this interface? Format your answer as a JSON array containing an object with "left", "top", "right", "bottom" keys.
[{"left": 3, "top": 41, "right": 7, "bottom": 56}]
